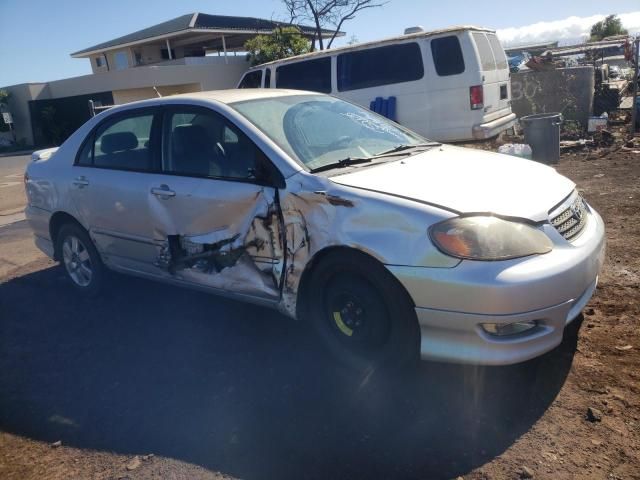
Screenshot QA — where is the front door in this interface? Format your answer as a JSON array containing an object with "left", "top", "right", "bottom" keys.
[{"left": 146, "top": 105, "right": 285, "bottom": 300}]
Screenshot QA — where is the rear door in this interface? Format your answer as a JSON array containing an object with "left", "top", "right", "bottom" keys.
[
  {"left": 471, "top": 32, "right": 511, "bottom": 121},
  {"left": 146, "top": 104, "right": 285, "bottom": 300},
  {"left": 69, "top": 108, "right": 164, "bottom": 275}
]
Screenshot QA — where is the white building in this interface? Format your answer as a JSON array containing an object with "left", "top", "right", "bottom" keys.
[{"left": 1, "top": 13, "right": 339, "bottom": 146}]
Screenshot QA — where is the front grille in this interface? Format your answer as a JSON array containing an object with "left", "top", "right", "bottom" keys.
[{"left": 550, "top": 193, "right": 589, "bottom": 241}]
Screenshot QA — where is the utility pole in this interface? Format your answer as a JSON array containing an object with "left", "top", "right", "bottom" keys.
[{"left": 631, "top": 36, "right": 639, "bottom": 136}]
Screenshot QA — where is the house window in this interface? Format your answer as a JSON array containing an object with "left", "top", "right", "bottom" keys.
[
  {"left": 95, "top": 56, "right": 106, "bottom": 68},
  {"left": 161, "top": 48, "right": 176, "bottom": 60},
  {"left": 114, "top": 51, "right": 129, "bottom": 70}
]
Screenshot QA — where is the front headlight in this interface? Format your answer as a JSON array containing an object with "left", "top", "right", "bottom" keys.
[{"left": 429, "top": 216, "right": 553, "bottom": 261}]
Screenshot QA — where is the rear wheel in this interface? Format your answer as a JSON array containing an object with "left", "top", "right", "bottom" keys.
[
  {"left": 56, "top": 223, "right": 105, "bottom": 296},
  {"left": 306, "top": 251, "right": 420, "bottom": 371}
]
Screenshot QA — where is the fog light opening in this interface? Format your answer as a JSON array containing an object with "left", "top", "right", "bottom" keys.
[{"left": 481, "top": 320, "right": 538, "bottom": 337}]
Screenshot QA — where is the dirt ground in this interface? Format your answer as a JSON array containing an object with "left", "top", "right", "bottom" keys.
[{"left": 0, "top": 143, "right": 639, "bottom": 480}]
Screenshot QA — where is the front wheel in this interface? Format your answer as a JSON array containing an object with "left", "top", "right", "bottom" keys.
[
  {"left": 306, "top": 251, "right": 420, "bottom": 371},
  {"left": 57, "top": 223, "right": 105, "bottom": 296}
]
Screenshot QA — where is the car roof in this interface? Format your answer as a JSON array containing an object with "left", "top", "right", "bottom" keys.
[
  {"left": 247, "top": 25, "right": 495, "bottom": 69},
  {"left": 105, "top": 89, "right": 318, "bottom": 113},
  {"left": 101, "top": 89, "right": 320, "bottom": 115}
]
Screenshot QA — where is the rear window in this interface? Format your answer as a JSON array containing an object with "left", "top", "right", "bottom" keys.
[
  {"left": 431, "top": 36, "right": 465, "bottom": 76},
  {"left": 337, "top": 43, "right": 424, "bottom": 91},
  {"left": 472, "top": 32, "right": 496, "bottom": 71},
  {"left": 238, "top": 70, "right": 262, "bottom": 88},
  {"left": 487, "top": 34, "right": 508, "bottom": 70},
  {"left": 276, "top": 58, "right": 331, "bottom": 93}
]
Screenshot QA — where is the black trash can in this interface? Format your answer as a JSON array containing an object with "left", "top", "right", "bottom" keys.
[{"left": 519, "top": 113, "right": 562, "bottom": 164}]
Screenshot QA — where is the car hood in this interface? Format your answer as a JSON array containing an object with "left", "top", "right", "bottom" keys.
[{"left": 330, "top": 145, "right": 575, "bottom": 222}]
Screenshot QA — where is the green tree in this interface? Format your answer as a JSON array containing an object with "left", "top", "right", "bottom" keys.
[
  {"left": 590, "top": 14, "right": 628, "bottom": 41},
  {"left": 244, "top": 26, "right": 311, "bottom": 66}
]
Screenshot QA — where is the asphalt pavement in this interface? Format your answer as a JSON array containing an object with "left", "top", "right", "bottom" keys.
[
  {"left": 0, "top": 151, "right": 580, "bottom": 479},
  {"left": 0, "top": 154, "right": 30, "bottom": 226}
]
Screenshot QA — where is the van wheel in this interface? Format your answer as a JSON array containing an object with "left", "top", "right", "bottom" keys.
[
  {"left": 57, "top": 223, "right": 104, "bottom": 296},
  {"left": 306, "top": 251, "right": 420, "bottom": 371}
]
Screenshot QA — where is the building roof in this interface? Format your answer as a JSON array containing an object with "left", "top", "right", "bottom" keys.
[{"left": 71, "top": 13, "right": 341, "bottom": 57}]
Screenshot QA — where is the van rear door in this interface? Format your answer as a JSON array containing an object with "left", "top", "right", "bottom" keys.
[{"left": 471, "top": 32, "right": 511, "bottom": 121}]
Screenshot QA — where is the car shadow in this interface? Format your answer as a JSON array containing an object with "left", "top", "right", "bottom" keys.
[{"left": 0, "top": 265, "right": 580, "bottom": 480}]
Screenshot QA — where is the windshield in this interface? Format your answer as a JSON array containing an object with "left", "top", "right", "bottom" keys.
[{"left": 230, "top": 95, "right": 426, "bottom": 171}]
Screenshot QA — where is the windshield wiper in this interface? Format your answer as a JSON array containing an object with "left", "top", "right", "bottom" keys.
[
  {"left": 309, "top": 142, "right": 441, "bottom": 174},
  {"left": 310, "top": 157, "right": 373, "bottom": 173},
  {"left": 375, "top": 142, "right": 441, "bottom": 156}
]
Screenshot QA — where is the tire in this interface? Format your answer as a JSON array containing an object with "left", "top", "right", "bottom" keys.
[
  {"left": 305, "top": 251, "right": 420, "bottom": 371},
  {"left": 56, "top": 223, "right": 105, "bottom": 296}
]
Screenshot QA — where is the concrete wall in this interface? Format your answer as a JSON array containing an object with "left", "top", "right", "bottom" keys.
[
  {"left": 112, "top": 83, "right": 202, "bottom": 104},
  {"left": 511, "top": 66, "right": 595, "bottom": 129},
  {"left": 2, "top": 83, "right": 51, "bottom": 145},
  {"left": 2, "top": 58, "right": 250, "bottom": 145},
  {"left": 46, "top": 59, "right": 248, "bottom": 98}
]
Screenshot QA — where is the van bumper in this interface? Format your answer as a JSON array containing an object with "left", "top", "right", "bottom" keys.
[{"left": 472, "top": 112, "right": 517, "bottom": 139}]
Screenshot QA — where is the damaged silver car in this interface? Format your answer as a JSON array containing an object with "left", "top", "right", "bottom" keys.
[{"left": 24, "top": 90, "right": 605, "bottom": 368}]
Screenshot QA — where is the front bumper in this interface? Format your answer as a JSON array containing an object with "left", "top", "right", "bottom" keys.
[
  {"left": 472, "top": 112, "right": 517, "bottom": 140},
  {"left": 387, "top": 207, "right": 606, "bottom": 365}
]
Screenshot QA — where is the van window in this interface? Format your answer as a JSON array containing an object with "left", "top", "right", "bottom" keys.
[
  {"left": 276, "top": 57, "right": 331, "bottom": 93},
  {"left": 239, "top": 70, "right": 263, "bottom": 88},
  {"left": 264, "top": 68, "right": 271, "bottom": 88},
  {"left": 487, "top": 34, "right": 508, "bottom": 70},
  {"left": 472, "top": 33, "right": 496, "bottom": 71},
  {"left": 337, "top": 43, "right": 424, "bottom": 91},
  {"left": 430, "top": 36, "right": 465, "bottom": 76}
]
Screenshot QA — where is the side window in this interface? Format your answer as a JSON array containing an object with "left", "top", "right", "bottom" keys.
[
  {"left": 431, "top": 35, "right": 465, "bottom": 76},
  {"left": 92, "top": 113, "right": 155, "bottom": 171},
  {"left": 337, "top": 43, "right": 424, "bottom": 91},
  {"left": 162, "top": 108, "right": 267, "bottom": 182},
  {"left": 487, "top": 34, "right": 508, "bottom": 70},
  {"left": 472, "top": 32, "right": 496, "bottom": 71},
  {"left": 76, "top": 136, "right": 93, "bottom": 166},
  {"left": 276, "top": 58, "right": 331, "bottom": 93},
  {"left": 264, "top": 68, "right": 271, "bottom": 88},
  {"left": 238, "top": 70, "right": 263, "bottom": 88}
]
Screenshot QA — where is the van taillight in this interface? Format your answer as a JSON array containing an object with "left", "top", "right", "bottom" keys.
[{"left": 470, "top": 85, "right": 484, "bottom": 110}]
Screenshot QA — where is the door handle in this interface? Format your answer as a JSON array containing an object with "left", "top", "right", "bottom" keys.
[
  {"left": 73, "top": 176, "right": 89, "bottom": 188},
  {"left": 150, "top": 185, "right": 176, "bottom": 198}
]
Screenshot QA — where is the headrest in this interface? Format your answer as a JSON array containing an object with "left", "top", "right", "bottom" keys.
[
  {"left": 172, "top": 124, "right": 210, "bottom": 151},
  {"left": 100, "top": 131, "right": 138, "bottom": 154}
]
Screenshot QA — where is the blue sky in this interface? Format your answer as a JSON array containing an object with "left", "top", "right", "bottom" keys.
[{"left": 1, "top": 0, "right": 639, "bottom": 86}]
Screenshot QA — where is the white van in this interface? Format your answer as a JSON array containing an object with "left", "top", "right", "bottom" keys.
[{"left": 237, "top": 26, "right": 516, "bottom": 142}]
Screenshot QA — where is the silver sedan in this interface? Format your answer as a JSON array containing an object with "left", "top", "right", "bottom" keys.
[{"left": 25, "top": 90, "right": 605, "bottom": 368}]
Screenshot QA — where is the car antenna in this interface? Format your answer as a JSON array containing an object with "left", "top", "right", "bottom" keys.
[{"left": 153, "top": 86, "right": 162, "bottom": 98}]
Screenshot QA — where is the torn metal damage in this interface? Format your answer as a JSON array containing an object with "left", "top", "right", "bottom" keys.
[
  {"left": 146, "top": 170, "right": 459, "bottom": 319},
  {"left": 151, "top": 186, "right": 284, "bottom": 299}
]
